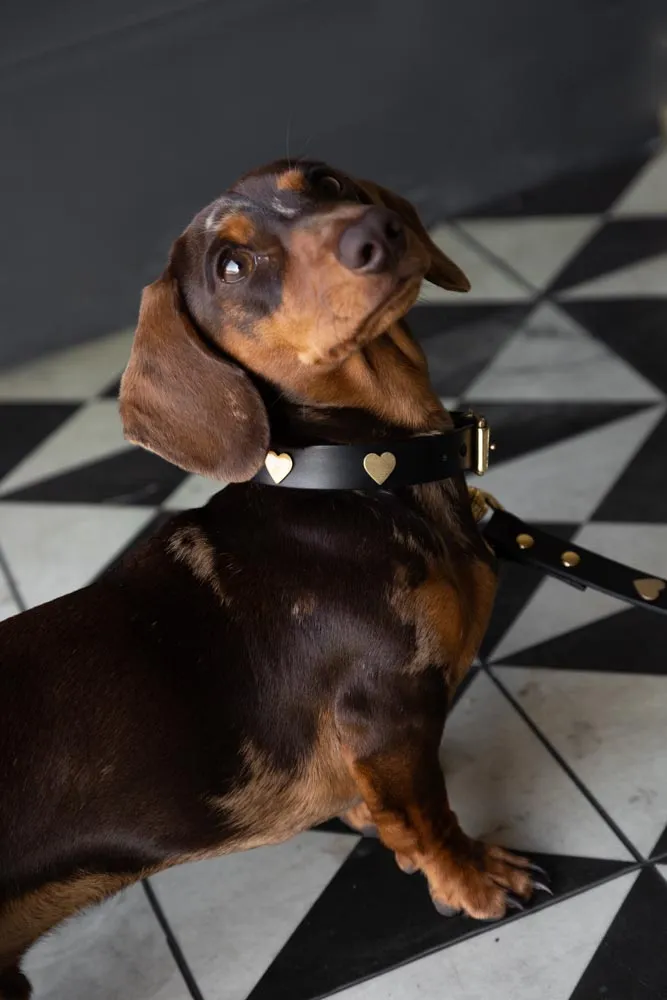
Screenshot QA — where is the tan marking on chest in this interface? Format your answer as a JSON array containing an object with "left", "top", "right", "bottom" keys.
[
  {"left": 390, "top": 558, "right": 497, "bottom": 690},
  {"left": 210, "top": 730, "right": 357, "bottom": 852},
  {"left": 167, "top": 525, "right": 231, "bottom": 606},
  {"left": 291, "top": 594, "right": 317, "bottom": 621}
]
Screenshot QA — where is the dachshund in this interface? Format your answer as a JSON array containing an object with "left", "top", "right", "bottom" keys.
[{"left": 0, "top": 160, "right": 540, "bottom": 999}]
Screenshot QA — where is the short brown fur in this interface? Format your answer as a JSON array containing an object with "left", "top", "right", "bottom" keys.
[{"left": 0, "top": 159, "right": 537, "bottom": 997}]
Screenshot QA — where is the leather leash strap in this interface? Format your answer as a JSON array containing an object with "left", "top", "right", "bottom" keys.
[{"left": 469, "top": 489, "right": 667, "bottom": 617}]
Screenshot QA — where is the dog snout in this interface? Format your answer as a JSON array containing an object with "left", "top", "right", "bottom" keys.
[{"left": 336, "top": 207, "right": 407, "bottom": 275}]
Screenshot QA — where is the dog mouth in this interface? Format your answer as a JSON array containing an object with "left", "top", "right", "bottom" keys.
[
  {"left": 311, "top": 270, "right": 424, "bottom": 367},
  {"left": 359, "top": 273, "right": 424, "bottom": 339}
]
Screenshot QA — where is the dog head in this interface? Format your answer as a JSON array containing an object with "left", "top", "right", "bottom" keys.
[{"left": 120, "top": 160, "right": 470, "bottom": 481}]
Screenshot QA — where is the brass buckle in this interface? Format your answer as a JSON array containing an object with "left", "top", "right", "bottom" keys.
[{"left": 473, "top": 414, "right": 492, "bottom": 476}]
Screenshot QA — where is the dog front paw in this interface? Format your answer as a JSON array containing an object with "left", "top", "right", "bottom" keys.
[{"left": 426, "top": 842, "right": 547, "bottom": 920}]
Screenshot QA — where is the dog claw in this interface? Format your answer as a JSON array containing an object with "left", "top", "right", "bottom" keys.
[
  {"left": 528, "top": 862, "right": 549, "bottom": 880},
  {"left": 533, "top": 880, "right": 553, "bottom": 896},
  {"left": 505, "top": 894, "right": 524, "bottom": 912}
]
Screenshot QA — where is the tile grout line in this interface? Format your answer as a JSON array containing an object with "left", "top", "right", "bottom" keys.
[
  {"left": 447, "top": 152, "right": 640, "bottom": 303},
  {"left": 0, "top": 542, "right": 27, "bottom": 612},
  {"left": 311, "top": 861, "right": 650, "bottom": 1000},
  {"left": 447, "top": 220, "right": 543, "bottom": 298},
  {"left": 142, "top": 881, "right": 206, "bottom": 1000},
  {"left": 481, "top": 662, "right": 645, "bottom": 864}
]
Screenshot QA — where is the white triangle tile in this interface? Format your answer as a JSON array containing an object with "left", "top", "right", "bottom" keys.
[
  {"left": 338, "top": 874, "right": 636, "bottom": 1000},
  {"left": 151, "top": 831, "right": 359, "bottom": 1000},
  {"left": 613, "top": 148, "right": 667, "bottom": 216},
  {"left": 498, "top": 667, "right": 667, "bottom": 857},
  {"left": 463, "top": 302, "right": 662, "bottom": 401},
  {"left": 440, "top": 396, "right": 459, "bottom": 412},
  {"left": 490, "top": 523, "right": 667, "bottom": 661},
  {"left": 0, "top": 401, "right": 129, "bottom": 496},
  {"left": 419, "top": 224, "right": 532, "bottom": 303},
  {"left": 476, "top": 404, "right": 664, "bottom": 522},
  {"left": 559, "top": 252, "right": 667, "bottom": 300},
  {"left": 0, "top": 329, "right": 133, "bottom": 401},
  {"left": 459, "top": 216, "right": 600, "bottom": 290},
  {"left": 25, "top": 885, "right": 187, "bottom": 1000},
  {"left": 659, "top": 865, "right": 667, "bottom": 885},
  {"left": 0, "top": 503, "right": 155, "bottom": 608},
  {"left": 490, "top": 577, "right": 624, "bottom": 664},
  {"left": 162, "top": 473, "right": 225, "bottom": 511},
  {"left": 0, "top": 562, "right": 21, "bottom": 621},
  {"left": 443, "top": 672, "right": 630, "bottom": 860}
]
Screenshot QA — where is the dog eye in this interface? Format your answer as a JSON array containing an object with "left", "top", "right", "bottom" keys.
[
  {"left": 318, "top": 175, "right": 343, "bottom": 198},
  {"left": 218, "top": 249, "right": 255, "bottom": 283}
]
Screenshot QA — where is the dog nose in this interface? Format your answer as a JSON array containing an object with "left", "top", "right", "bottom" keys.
[{"left": 337, "top": 208, "right": 407, "bottom": 274}]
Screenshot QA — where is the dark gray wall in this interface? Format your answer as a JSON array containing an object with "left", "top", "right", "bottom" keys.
[{"left": 1, "top": 0, "right": 666, "bottom": 367}]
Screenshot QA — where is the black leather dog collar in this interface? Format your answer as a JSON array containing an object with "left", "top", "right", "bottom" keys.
[
  {"left": 253, "top": 413, "right": 667, "bottom": 617},
  {"left": 252, "top": 411, "right": 491, "bottom": 489}
]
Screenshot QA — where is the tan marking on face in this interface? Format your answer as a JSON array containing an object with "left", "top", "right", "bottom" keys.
[
  {"left": 167, "top": 525, "right": 231, "bottom": 606},
  {"left": 276, "top": 168, "right": 306, "bottom": 191},
  {"left": 208, "top": 203, "right": 447, "bottom": 433},
  {"left": 218, "top": 213, "right": 255, "bottom": 245},
  {"left": 211, "top": 731, "right": 357, "bottom": 851}
]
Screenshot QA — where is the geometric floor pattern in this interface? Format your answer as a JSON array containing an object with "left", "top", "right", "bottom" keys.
[{"left": 1, "top": 144, "right": 666, "bottom": 998}]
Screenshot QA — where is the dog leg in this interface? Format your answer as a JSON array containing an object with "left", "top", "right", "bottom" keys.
[
  {"left": 0, "top": 870, "right": 145, "bottom": 997},
  {"left": 339, "top": 672, "right": 536, "bottom": 920},
  {"left": 347, "top": 744, "right": 535, "bottom": 918}
]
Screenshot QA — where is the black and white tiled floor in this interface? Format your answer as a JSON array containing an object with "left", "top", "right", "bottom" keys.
[{"left": 1, "top": 145, "right": 667, "bottom": 999}]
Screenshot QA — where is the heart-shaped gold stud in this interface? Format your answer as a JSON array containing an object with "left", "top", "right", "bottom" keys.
[
  {"left": 363, "top": 452, "right": 396, "bottom": 485},
  {"left": 265, "top": 451, "right": 293, "bottom": 484},
  {"left": 633, "top": 577, "right": 666, "bottom": 602}
]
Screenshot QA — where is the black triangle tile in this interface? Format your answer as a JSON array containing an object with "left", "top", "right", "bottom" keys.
[
  {"left": 462, "top": 152, "right": 651, "bottom": 217},
  {"left": 550, "top": 219, "right": 667, "bottom": 293},
  {"left": 1, "top": 448, "right": 188, "bottom": 506},
  {"left": 650, "top": 825, "right": 667, "bottom": 861},
  {"left": 494, "top": 606, "right": 667, "bottom": 675},
  {"left": 592, "top": 413, "right": 667, "bottom": 522},
  {"left": 100, "top": 376, "right": 122, "bottom": 399},
  {"left": 246, "top": 839, "right": 629, "bottom": 1000},
  {"left": 569, "top": 867, "right": 667, "bottom": 1000},
  {"left": 562, "top": 300, "right": 667, "bottom": 396},
  {"left": 312, "top": 818, "right": 361, "bottom": 836},
  {"left": 408, "top": 304, "right": 531, "bottom": 397},
  {"left": 0, "top": 403, "right": 79, "bottom": 482},
  {"left": 465, "top": 402, "right": 651, "bottom": 467},
  {"left": 480, "top": 524, "right": 579, "bottom": 660}
]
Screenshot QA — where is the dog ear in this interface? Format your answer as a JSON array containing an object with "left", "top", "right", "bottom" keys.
[
  {"left": 119, "top": 272, "right": 269, "bottom": 482},
  {"left": 355, "top": 178, "right": 470, "bottom": 293}
]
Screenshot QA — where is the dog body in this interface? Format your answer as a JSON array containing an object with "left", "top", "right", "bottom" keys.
[{"left": 0, "top": 161, "right": 535, "bottom": 998}]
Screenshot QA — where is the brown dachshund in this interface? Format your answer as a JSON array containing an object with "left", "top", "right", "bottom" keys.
[{"left": 0, "top": 160, "right": 540, "bottom": 999}]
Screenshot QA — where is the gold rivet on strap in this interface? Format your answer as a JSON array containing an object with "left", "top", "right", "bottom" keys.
[
  {"left": 561, "top": 550, "right": 581, "bottom": 568},
  {"left": 516, "top": 533, "right": 534, "bottom": 550}
]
